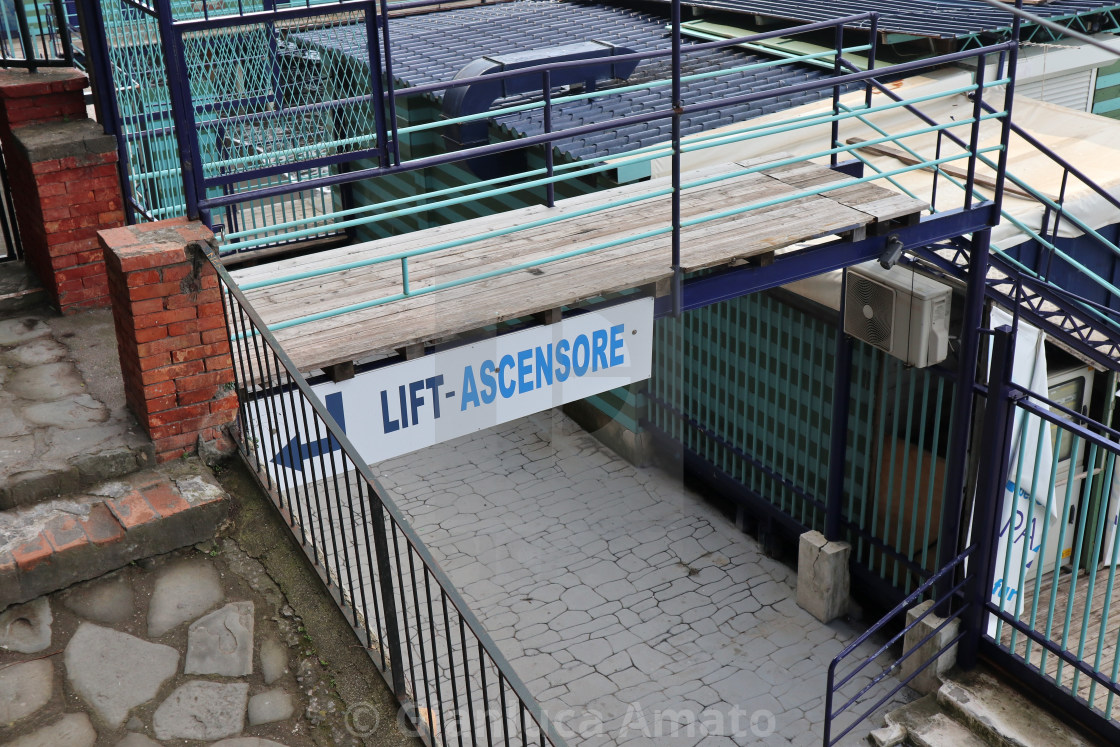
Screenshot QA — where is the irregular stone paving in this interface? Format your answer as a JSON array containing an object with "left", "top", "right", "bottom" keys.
[
  {"left": 0, "top": 543, "right": 369, "bottom": 746},
  {"left": 0, "top": 310, "right": 152, "bottom": 507},
  {"left": 367, "top": 410, "right": 916, "bottom": 745}
]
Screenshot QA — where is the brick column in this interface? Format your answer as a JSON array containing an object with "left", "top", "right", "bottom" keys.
[
  {"left": 0, "top": 69, "right": 125, "bottom": 313},
  {"left": 100, "top": 219, "right": 238, "bottom": 462}
]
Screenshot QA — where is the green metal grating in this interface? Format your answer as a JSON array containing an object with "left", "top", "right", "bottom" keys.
[
  {"left": 97, "top": 0, "right": 350, "bottom": 250},
  {"left": 648, "top": 290, "right": 955, "bottom": 598}
]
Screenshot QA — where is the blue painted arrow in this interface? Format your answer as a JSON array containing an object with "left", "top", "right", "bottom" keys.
[{"left": 273, "top": 392, "right": 346, "bottom": 472}]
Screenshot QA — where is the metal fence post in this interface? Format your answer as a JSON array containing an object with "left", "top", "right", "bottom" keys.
[
  {"left": 957, "top": 324, "right": 1016, "bottom": 668},
  {"left": 366, "top": 481, "right": 407, "bottom": 699},
  {"left": 669, "top": 0, "right": 682, "bottom": 317},
  {"left": 825, "top": 269, "right": 852, "bottom": 541},
  {"left": 936, "top": 227, "right": 993, "bottom": 614}
]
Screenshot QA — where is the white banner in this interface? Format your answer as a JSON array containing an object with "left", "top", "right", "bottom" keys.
[
  {"left": 248, "top": 299, "right": 654, "bottom": 485},
  {"left": 988, "top": 307, "right": 1052, "bottom": 632}
]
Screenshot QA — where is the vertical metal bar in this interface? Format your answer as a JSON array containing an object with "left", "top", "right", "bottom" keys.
[
  {"left": 154, "top": 0, "right": 203, "bottom": 220},
  {"left": 1058, "top": 442, "right": 1097, "bottom": 688},
  {"left": 14, "top": 0, "right": 36, "bottom": 72},
  {"left": 441, "top": 594, "right": 463, "bottom": 747},
  {"left": 459, "top": 617, "right": 478, "bottom": 747},
  {"left": 989, "top": 0, "right": 1021, "bottom": 217},
  {"left": 390, "top": 522, "right": 418, "bottom": 706},
  {"left": 74, "top": 0, "right": 134, "bottom": 223},
  {"left": 825, "top": 269, "right": 852, "bottom": 541},
  {"left": 1072, "top": 448, "right": 1112, "bottom": 696},
  {"left": 957, "top": 324, "right": 1015, "bottom": 669},
  {"left": 368, "top": 482, "right": 407, "bottom": 698},
  {"left": 542, "top": 70, "right": 553, "bottom": 208},
  {"left": 363, "top": 1, "right": 390, "bottom": 167},
  {"left": 1042, "top": 171, "right": 1070, "bottom": 282},
  {"left": 1089, "top": 452, "right": 1119, "bottom": 705},
  {"left": 478, "top": 641, "right": 493, "bottom": 746},
  {"left": 936, "top": 227, "right": 993, "bottom": 614},
  {"left": 376, "top": 0, "right": 399, "bottom": 164},
  {"left": 49, "top": 0, "right": 71, "bottom": 64},
  {"left": 931, "top": 130, "right": 943, "bottom": 214},
  {"left": 963, "top": 53, "right": 986, "bottom": 208},
  {"left": 0, "top": 146, "right": 22, "bottom": 258},
  {"left": 670, "top": 0, "right": 682, "bottom": 317},
  {"left": 1023, "top": 428, "right": 1063, "bottom": 664},
  {"left": 831, "top": 21, "right": 842, "bottom": 168},
  {"left": 994, "top": 417, "right": 1030, "bottom": 643},
  {"left": 864, "top": 14, "right": 878, "bottom": 110},
  {"left": 1041, "top": 434, "right": 1083, "bottom": 675},
  {"left": 1008, "top": 420, "right": 1047, "bottom": 648}
]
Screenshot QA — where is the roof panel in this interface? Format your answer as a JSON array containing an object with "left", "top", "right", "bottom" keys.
[
  {"left": 295, "top": 0, "right": 851, "bottom": 161},
  {"left": 653, "top": 0, "right": 1120, "bottom": 39}
]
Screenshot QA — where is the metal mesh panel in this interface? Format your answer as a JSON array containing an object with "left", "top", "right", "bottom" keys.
[
  {"left": 182, "top": 12, "right": 382, "bottom": 183},
  {"left": 96, "top": 0, "right": 358, "bottom": 250}
]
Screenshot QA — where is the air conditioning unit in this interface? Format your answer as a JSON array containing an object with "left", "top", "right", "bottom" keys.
[{"left": 843, "top": 262, "right": 951, "bottom": 368}]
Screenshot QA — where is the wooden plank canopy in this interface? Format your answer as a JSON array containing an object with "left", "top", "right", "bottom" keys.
[{"left": 231, "top": 154, "right": 927, "bottom": 373}]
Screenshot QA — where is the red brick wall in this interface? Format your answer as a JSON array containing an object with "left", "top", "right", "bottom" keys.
[
  {"left": 0, "top": 69, "right": 124, "bottom": 313},
  {"left": 100, "top": 219, "right": 238, "bottom": 461}
]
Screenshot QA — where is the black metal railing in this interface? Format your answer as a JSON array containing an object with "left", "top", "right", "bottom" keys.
[
  {"left": 0, "top": 144, "right": 22, "bottom": 261},
  {"left": 206, "top": 242, "right": 566, "bottom": 747},
  {"left": 0, "top": 0, "right": 74, "bottom": 71},
  {"left": 823, "top": 545, "right": 974, "bottom": 746}
]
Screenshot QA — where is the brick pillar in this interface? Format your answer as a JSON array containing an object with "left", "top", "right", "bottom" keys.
[
  {"left": 0, "top": 69, "right": 125, "bottom": 313},
  {"left": 100, "top": 219, "right": 238, "bottom": 462}
]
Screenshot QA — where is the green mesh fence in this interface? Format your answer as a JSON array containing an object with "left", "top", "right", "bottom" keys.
[{"left": 98, "top": 0, "right": 361, "bottom": 251}]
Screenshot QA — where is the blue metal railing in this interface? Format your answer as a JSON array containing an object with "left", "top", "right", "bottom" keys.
[
  {"left": 823, "top": 545, "right": 974, "bottom": 746},
  {"left": 155, "top": 7, "right": 1016, "bottom": 324}
]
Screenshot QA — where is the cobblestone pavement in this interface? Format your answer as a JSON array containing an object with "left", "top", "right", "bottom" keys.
[
  {"left": 370, "top": 410, "right": 914, "bottom": 746},
  {"left": 0, "top": 541, "right": 383, "bottom": 746}
]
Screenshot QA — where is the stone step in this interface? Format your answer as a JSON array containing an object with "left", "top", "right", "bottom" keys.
[
  {"left": 0, "top": 261, "right": 47, "bottom": 314},
  {"left": 876, "top": 693, "right": 986, "bottom": 747},
  {"left": 0, "top": 309, "right": 156, "bottom": 509},
  {"left": 938, "top": 668, "right": 1094, "bottom": 747},
  {"left": 0, "top": 459, "right": 229, "bottom": 607}
]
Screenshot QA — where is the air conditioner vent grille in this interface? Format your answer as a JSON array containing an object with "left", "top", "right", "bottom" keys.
[{"left": 845, "top": 274, "right": 895, "bottom": 351}]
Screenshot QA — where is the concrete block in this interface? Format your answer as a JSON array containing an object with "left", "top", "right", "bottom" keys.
[
  {"left": 900, "top": 600, "right": 959, "bottom": 694},
  {"left": 795, "top": 530, "right": 850, "bottom": 623}
]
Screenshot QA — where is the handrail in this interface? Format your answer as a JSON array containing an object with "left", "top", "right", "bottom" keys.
[
  {"left": 207, "top": 242, "right": 569, "bottom": 746},
  {"left": 823, "top": 545, "right": 974, "bottom": 746}
]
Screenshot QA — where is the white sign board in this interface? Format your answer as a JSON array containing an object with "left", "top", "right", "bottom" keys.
[
  {"left": 248, "top": 299, "right": 654, "bottom": 485},
  {"left": 987, "top": 307, "right": 1052, "bottom": 634}
]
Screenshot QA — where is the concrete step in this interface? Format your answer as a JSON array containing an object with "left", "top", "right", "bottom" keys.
[
  {"left": 876, "top": 693, "right": 987, "bottom": 747},
  {"left": 0, "top": 308, "right": 156, "bottom": 509},
  {"left": 938, "top": 668, "right": 1094, "bottom": 747},
  {"left": 0, "top": 261, "right": 47, "bottom": 314},
  {"left": 0, "top": 458, "right": 229, "bottom": 608}
]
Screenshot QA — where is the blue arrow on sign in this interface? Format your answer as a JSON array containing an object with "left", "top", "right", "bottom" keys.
[{"left": 273, "top": 392, "right": 346, "bottom": 472}]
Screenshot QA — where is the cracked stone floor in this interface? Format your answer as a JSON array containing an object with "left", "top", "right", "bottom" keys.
[{"left": 344, "top": 409, "right": 916, "bottom": 745}]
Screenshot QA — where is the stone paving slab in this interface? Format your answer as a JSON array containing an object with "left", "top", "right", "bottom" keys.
[
  {"left": 351, "top": 410, "right": 917, "bottom": 745},
  {"left": 0, "top": 542, "right": 382, "bottom": 746},
  {"left": 0, "top": 306, "right": 154, "bottom": 507}
]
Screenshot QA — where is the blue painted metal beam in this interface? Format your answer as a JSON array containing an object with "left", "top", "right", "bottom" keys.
[{"left": 653, "top": 205, "right": 995, "bottom": 317}]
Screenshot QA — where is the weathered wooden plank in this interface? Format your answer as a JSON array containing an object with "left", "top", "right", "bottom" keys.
[{"left": 233, "top": 157, "right": 926, "bottom": 371}]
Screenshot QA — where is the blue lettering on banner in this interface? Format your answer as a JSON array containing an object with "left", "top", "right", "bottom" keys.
[
  {"left": 274, "top": 392, "right": 346, "bottom": 471},
  {"left": 517, "top": 349, "right": 533, "bottom": 394},
  {"left": 609, "top": 324, "right": 624, "bottom": 366},
  {"left": 556, "top": 339, "right": 571, "bottom": 382},
  {"left": 498, "top": 354, "right": 516, "bottom": 398},
  {"left": 573, "top": 334, "right": 590, "bottom": 376},
  {"left": 407, "top": 327, "right": 632, "bottom": 414}
]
